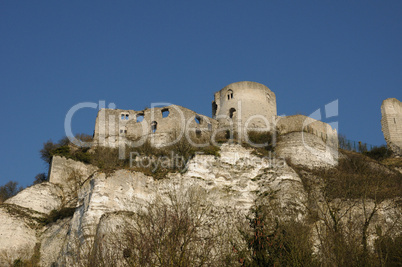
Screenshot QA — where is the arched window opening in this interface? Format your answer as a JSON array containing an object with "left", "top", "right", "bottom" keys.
[
  {"left": 229, "top": 108, "right": 236, "bottom": 119},
  {"left": 227, "top": 89, "right": 233, "bottom": 100},
  {"left": 195, "top": 115, "right": 202, "bottom": 124},
  {"left": 125, "top": 114, "right": 129, "bottom": 120},
  {"left": 162, "top": 108, "right": 169, "bottom": 118},
  {"left": 136, "top": 113, "right": 144, "bottom": 122},
  {"left": 151, "top": 121, "right": 157, "bottom": 133},
  {"left": 196, "top": 129, "right": 201, "bottom": 138}
]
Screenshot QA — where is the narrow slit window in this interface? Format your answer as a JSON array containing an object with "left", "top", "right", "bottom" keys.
[
  {"left": 395, "top": 118, "right": 397, "bottom": 124},
  {"left": 195, "top": 115, "right": 202, "bottom": 124},
  {"left": 196, "top": 129, "right": 201, "bottom": 137},
  {"left": 162, "top": 108, "right": 169, "bottom": 118},
  {"left": 212, "top": 101, "right": 217, "bottom": 117},
  {"left": 208, "top": 123, "right": 212, "bottom": 131},
  {"left": 151, "top": 121, "right": 157, "bottom": 133}
]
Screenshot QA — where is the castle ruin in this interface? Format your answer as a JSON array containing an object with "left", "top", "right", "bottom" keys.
[
  {"left": 381, "top": 98, "right": 402, "bottom": 156},
  {"left": 93, "top": 81, "right": 338, "bottom": 155}
]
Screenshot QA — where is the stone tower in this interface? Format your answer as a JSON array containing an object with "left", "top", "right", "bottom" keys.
[
  {"left": 212, "top": 81, "right": 277, "bottom": 137},
  {"left": 381, "top": 98, "right": 402, "bottom": 156}
]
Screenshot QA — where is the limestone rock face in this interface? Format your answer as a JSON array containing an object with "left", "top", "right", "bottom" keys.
[
  {"left": 0, "top": 144, "right": 400, "bottom": 266},
  {"left": 5, "top": 182, "right": 63, "bottom": 214},
  {"left": 276, "top": 132, "right": 338, "bottom": 168},
  {"left": 39, "top": 218, "right": 71, "bottom": 267},
  {"left": 58, "top": 170, "right": 154, "bottom": 265},
  {"left": 0, "top": 205, "right": 40, "bottom": 266},
  {"left": 54, "top": 144, "right": 307, "bottom": 265}
]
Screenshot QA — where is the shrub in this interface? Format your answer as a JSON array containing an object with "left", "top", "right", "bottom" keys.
[
  {"left": 90, "top": 188, "right": 237, "bottom": 266},
  {"left": 40, "top": 140, "right": 59, "bottom": 164},
  {"left": 300, "top": 151, "right": 402, "bottom": 201},
  {"left": 199, "top": 145, "right": 220, "bottom": 157},
  {"left": 243, "top": 130, "right": 276, "bottom": 157},
  {"left": 235, "top": 203, "right": 316, "bottom": 266},
  {"left": 363, "top": 145, "right": 391, "bottom": 161},
  {"left": 43, "top": 207, "right": 76, "bottom": 224},
  {"left": 33, "top": 173, "right": 48, "bottom": 185},
  {"left": 375, "top": 233, "right": 402, "bottom": 266},
  {"left": 0, "top": 181, "right": 23, "bottom": 203}
]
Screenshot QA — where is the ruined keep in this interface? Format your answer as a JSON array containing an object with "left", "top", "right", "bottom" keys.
[
  {"left": 93, "top": 81, "right": 338, "bottom": 154},
  {"left": 381, "top": 98, "right": 402, "bottom": 156},
  {"left": 212, "top": 81, "right": 277, "bottom": 138}
]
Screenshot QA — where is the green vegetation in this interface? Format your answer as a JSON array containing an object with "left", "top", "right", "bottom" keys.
[
  {"left": 40, "top": 134, "right": 93, "bottom": 165},
  {"left": 244, "top": 130, "right": 276, "bottom": 157},
  {"left": 363, "top": 145, "right": 392, "bottom": 161}
]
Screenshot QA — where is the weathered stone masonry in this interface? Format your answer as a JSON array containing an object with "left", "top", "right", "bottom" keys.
[
  {"left": 94, "top": 104, "right": 218, "bottom": 147},
  {"left": 93, "top": 81, "right": 338, "bottom": 150},
  {"left": 381, "top": 98, "right": 402, "bottom": 156}
]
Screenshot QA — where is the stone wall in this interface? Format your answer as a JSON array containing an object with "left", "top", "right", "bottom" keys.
[
  {"left": 94, "top": 105, "right": 218, "bottom": 147},
  {"left": 276, "top": 132, "right": 339, "bottom": 168},
  {"left": 276, "top": 115, "right": 338, "bottom": 148},
  {"left": 381, "top": 98, "right": 402, "bottom": 156},
  {"left": 49, "top": 156, "right": 98, "bottom": 205}
]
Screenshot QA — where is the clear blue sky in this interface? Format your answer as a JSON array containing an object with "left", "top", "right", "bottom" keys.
[{"left": 1, "top": 1, "right": 401, "bottom": 187}]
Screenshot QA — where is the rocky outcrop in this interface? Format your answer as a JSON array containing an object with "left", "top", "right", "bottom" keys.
[
  {"left": 0, "top": 145, "right": 400, "bottom": 266},
  {"left": 0, "top": 204, "right": 42, "bottom": 266},
  {"left": 5, "top": 182, "right": 63, "bottom": 214},
  {"left": 39, "top": 218, "right": 71, "bottom": 267},
  {"left": 54, "top": 144, "right": 306, "bottom": 265}
]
